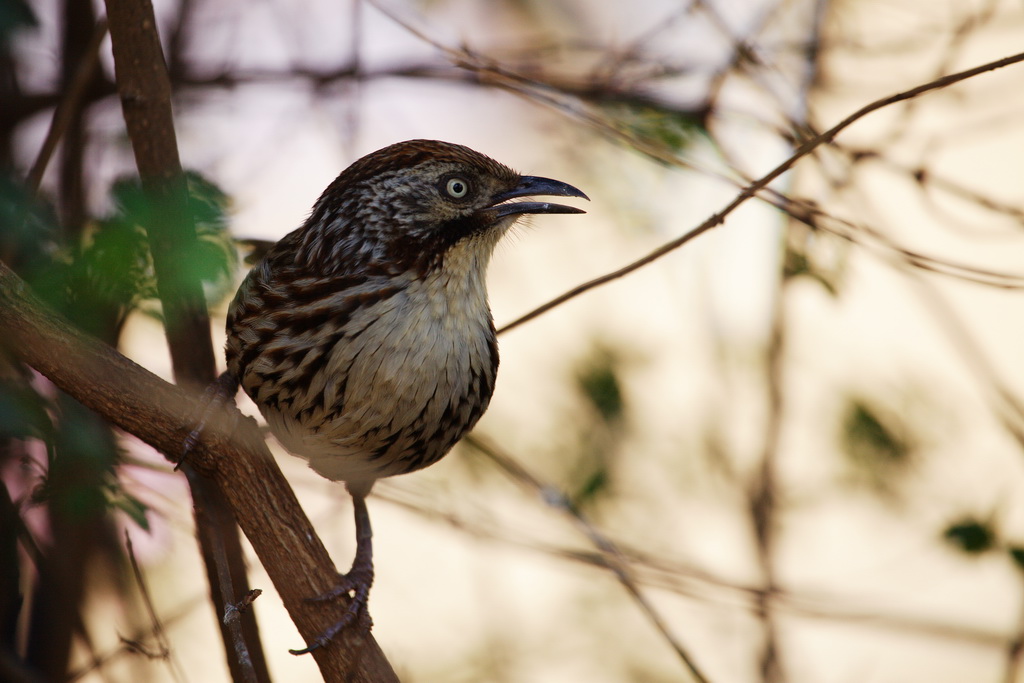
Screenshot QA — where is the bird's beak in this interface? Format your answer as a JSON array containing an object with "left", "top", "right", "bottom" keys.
[{"left": 489, "top": 176, "right": 589, "bottom": 218}]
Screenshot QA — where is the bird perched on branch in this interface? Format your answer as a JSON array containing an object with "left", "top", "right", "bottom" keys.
[{"left": 210, "top": 139, "right": 587, "bottom": 653}]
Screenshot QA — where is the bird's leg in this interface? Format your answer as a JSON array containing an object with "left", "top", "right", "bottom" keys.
[
  {"left": 289, "top": 483, "right": 375, "bottom": 655},
  {"left": 181, "top": 371, "right": 241, "bottom": 463}
]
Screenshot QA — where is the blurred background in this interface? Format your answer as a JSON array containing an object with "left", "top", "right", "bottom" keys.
[{"left": 3, "top": 0, "right": 1024, "bottom": 681}]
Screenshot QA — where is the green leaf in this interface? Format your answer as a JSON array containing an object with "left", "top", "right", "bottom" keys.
[
  {"left": 0, "top": 173, "right": 59, "bottom": 276},
  {"left": 107, "top": 487, "right": 151, "bottom": 532},
  {"left": 603, "top": 102, "right": 706, "bottom": 154},
  {"left": 34, "top": 401, "right": 119, "bottom": 520},
  {"left": 0, "top": 381, "right": 54, "bottom": 440},
  {"left": 576, "top": 348, "right": 624, "bottom": 425},
  {"left": 1009, "top": 546, "right": 1024, "bottom": 571},
  {"left": 783, "top": 244, "right": 839, "bottom": 296},
  {"left": 161, "top": 171, "right": 237, "bottom": 302},
  {"left": 76, "top": 171, "right": 238, "bottom": 325},
  {"left": 943, "top": 519, "right": 996, "bottom": 555},
  {"left": 841, "top": 399, "right": 910, "bottom": 468},
  {"left": 570, "top": 467, "right": 610, "bottom": 509},
  {"left": 839, "top": 397, "right": 918, "bottom": 497},
  {"left": 0, "top": 0, "right": 36, "bottom": 45}
]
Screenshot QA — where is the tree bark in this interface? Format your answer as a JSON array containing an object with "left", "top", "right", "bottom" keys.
[
  {"left": 0, "top": 261, "right": 398, "bottom": 682},
  {"left": 101, "top": 0, "right": 267, "bottom": 678}
]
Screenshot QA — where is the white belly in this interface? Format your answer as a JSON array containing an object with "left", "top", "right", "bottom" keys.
[{"left": 262, "top": 262, "right": 497, "bottom": 484}]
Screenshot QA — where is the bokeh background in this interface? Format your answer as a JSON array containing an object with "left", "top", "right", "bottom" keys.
[{"left": 3, "top": 0, "right": 1024, "bottom": 681}]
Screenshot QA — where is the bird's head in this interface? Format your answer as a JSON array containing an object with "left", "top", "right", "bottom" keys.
[{"left": 297, "top": 139, "right": 588, "bottom": 276}]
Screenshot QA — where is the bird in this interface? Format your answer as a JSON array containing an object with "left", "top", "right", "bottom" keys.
[{"left": 211, "top": 139, "right": 587, "bottom": 653}]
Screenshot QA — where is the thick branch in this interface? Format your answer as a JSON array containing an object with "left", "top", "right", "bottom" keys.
[
  {"left": 103, "top": 0, "right": 214, "bottom": 385},
  {"left": 0, "top": 261, "right": 398, "bottom": 683},
  {"left": 101, "top": 1, "right": 267, "bottom": 678}
]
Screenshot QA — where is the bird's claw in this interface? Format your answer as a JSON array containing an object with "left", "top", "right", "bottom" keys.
[{"left": 288, "top": 569, "right": 374, "bottom": 656}]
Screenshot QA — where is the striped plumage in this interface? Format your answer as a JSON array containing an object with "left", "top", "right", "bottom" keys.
[
  {"left": 226, "top": 228, "right": 499, "bottom": 488},
  {"left": 221, "top": 139, "right": 586, "bottom": 651}
]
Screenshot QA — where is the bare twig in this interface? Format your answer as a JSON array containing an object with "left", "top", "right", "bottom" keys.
[
  {"left": 760, "top": 189, "right": 1024, "bottom": 289},
  {"left": 204, "top": 516, "right": 259, "bottom": 683},
  {"left": 65, "top": 597, "right": 204, "bottom": 682},
  {"left": 1003, "top": 591, "right": 1024, "bottom": 683},
  {"left": 497, "top": 49, "right": 1024, "bottom": 333},
  {"left": 124, "top": 531, "right": 187, "bottom": 683},
  {"left": 375, "top": 478, "right": 1019, "bottom": 650},
  {"left": 464, "top": 435, "right": 711, "bottom": 683},
  {"left": 25, "top": 20, "right": 108, "bottom": 195}
]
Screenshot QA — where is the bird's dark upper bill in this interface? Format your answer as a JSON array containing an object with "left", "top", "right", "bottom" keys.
[{"left": 489, "top": 176, "right": 589, "bottom": 218}]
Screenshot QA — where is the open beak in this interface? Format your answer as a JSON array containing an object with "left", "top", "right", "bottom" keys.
[{"left": 489, "top": 176, "right": 589, "bottom": 218}]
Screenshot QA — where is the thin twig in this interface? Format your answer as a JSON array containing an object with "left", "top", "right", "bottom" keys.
[
  {"left": 464, "top": 435, "right": 711, "bottom": 683},
  {"left": 25, "top": 19, "right": 108, "bottom": 194},
  {"left": 205, "top": 523, "right": 259, "bottom": 683},
  {"left": 373, "top": 479, "right": 1018, "bottom": 650},
  {"left": 1003, "top": 590, "right": 1024, "bottom": 683},
  {"left": 496, "top": 49, "right": 1024, "bottom": 333},
  {"left": 124, "top": 531, "right": 188, "bottom": 683},
  {"left": 760, "top": 189, "right": 1024, "bottom": 289},
  {"left": 64, "top": 597, "right": 205, "bottom": 682}
]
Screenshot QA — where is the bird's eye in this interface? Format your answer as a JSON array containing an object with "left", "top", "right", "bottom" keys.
[{"left": 444, "top": 177, "right": 470, "bottom": 199}]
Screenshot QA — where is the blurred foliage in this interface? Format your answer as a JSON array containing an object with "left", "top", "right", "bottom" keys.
[
  {"left": 577, "top": 348, "right": 625, "bottom": 425},
  {"left": 572, "top": 467, "right": 610, "bottom": 511},
  {"left": 603, "top": 102, "right": 707, "bottom": 155},
  {"left": 1009, "top": 547, "right": 1024, "bottom": 572},
  {"left": 568, "top": 345, "right": 626, "bottom": 509},
  {"left": 783, "top": 243, "right": 840, "bottom": 296},
  {"left": 182, "top": 172, "right": 238, "bottom": 302},
  {"left": 942, "top": 516, "right": 1024, "bottom": 575},
  {"left": 104, "top": 173, "right": 237, "bottom": 298},
  {"left": 0, "top": 0, "right": 35, "bottom": 46},
  {"left": 104, "top": 482, "right": 151, "bottom": 531},
  {"left": 0, "top": 165, "right": 236, "bottom": 678},
  {"left": 943, "top": 517, "right": 996, "bottom": 555},
  {"left": 0, "top": 169, "right": 235, "bottom": 525},
  {"left": 782, "top": 225, "right": 845, "bottom": 296},
  {"left": 840, "top": 397, "right": 915, "bottom": 494},
  {"left": 38, "top": 402, "right": 117, "bottom": 520},
  {"left": 0, "top": 175, "right": 59, "bottom": 274},
  {"left": 0, "top": 116, "right": 245, "bottom": 677},
  {"left": 0, "top": 377, "right": 54, "bottom": 442},
  {"left": 20, "top": 171, "right": 236, "bottom": 338}
]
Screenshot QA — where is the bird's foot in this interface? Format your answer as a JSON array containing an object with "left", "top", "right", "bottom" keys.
[
  {"left": 288, "top": 563, "right": 374, "bottom": 655},
  {"left": 291, "top": 491, "right": 375, "bottom": 655},
  {"left": 181, "top": 372, "right": 240, "bottom": 466}
]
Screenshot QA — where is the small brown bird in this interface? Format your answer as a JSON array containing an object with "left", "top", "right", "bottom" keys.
[{"left": 218, "top": 139, "right": 587, "bottom": 652}]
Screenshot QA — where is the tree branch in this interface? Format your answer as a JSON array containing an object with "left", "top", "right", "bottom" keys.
[
  {"left": 496, "top": 49, "right": 1024, "bottom": 333},
  {"left": 0, "top": 260, "right": 398, "bottom": 682},
  {"left": 101, "top": 1, "right": 268, "bottom": 677}
]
